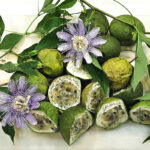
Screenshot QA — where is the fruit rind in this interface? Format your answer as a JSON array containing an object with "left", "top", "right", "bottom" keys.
[
  {"left": 96, "top": 97, "right": 128, "bottom": 129},
  {"left": 67, "top": 61, "right": 92, "bottom": 80},
  {"left": 60, "top": 106, "right": 93, "bottom": 145}
]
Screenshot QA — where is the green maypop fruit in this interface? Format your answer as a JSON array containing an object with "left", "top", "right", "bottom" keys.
[
  {"left": 130, "top": 101, "right": 150, "bottom": 125},
  {"left": 82, "top": 82, "right": 105, "bottom": 113},
  {"left": 60, "top": 106, "right": 93, "bottom": 145},
  {"left": 98, "top": 35, "right": 121, "bottom": 60},
  {"left": 96, "top": 97, "right": 128, "bottom": 129},
  {"left": 28, "top": 71, "right": 48, "bottom": 94},
  {"left": 11, "top": 71, "right": 48, "bottom": 94},
  {"left": 80, "top": 9, "right": 109, "bottom": 35},
  {"left": 113, "top": 82, "right": 143, "bottom": 106},
  {"left": 110, "top": 15, "right": 145, "bottom": 46},
  {"left": 38, "top": 49, "right": 63, "bottom": 77},
  {"left": 28, "top": 102, "right": 59, "bottom": 133},
  {"left": 48, "top": 75, "right": 81, "bottom": 110},
  {"left": 102, "top": 57, "right": 133, "bottom": 90},
  {"left": 67, "top": 60, "right": 92, "bottom": 80}
]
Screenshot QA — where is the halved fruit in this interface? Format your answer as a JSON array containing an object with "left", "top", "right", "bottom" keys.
[
  {"left": 28, "top": 102, "right": 58, "bottom": 133},
  {"left": 96, "top": 97, "right": 128, "bottom": 129},
  {"left": 130, "top": 101, "right": 150, "bottom": 125},
  {"left": 67, "top": 61, "right": 92, "bottom": 80},
  {"left": 60, "top": 106, "right": 93, "bottom": 145},
  {"left": 48, "top": 75, "right": 81, "bottom": 110},
  {"left": 82, "top": 82, "right": 105, "bottom": 113}
]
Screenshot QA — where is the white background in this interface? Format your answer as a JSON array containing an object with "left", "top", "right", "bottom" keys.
[{"left": 0, "top": 0, "right": 150, "bottom": 150}]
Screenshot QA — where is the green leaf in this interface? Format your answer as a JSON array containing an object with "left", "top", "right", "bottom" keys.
[
  {"left": 84, "top": 64, "right": 109, "bottom": 96},
  {"left": 136, "top": 92, "right": 150, "bottom": 100},
  {"left": 131, "top": 35, "right": 148, "bottom": 90},
  {"left": 138, "top": 32, "right": 150, "bottom": 46},
  {"left": 58, "top": 0, "right": 77, "bottom": 9},
  {"left": 92, "top": 56, "right": 102, "bottom": 70},
  {"left": 0, "top": 60, "right": 41, "bottom": 75},
  {"left": 36, "top": 25, "right": 65, "bottom": 50},
  {"left": 0, "top": 87, "right": 9, "bottom": 94},
  {"left": 35, "top": 17, "right": 67, "bottom": 35},
  {"left": 0, "top": 16, "right": 5, "bottom": 40},
  {"left": 0, "top": 62, "right": 19, "bottom": 72},
  {"left": 18, "top": 44, "right": 37, "bottom": 63},
  {"left": 143, "top": 135, "right": 150, "bottom": 143},
  {"left": 0, "top": 33, "right": 22, "bottom": 50},
  {"left": 41, "top": 0, "right": 56, "bottom": 13},
  {"left": 2, "top": 125, "right": 15, "bottom": 143}
]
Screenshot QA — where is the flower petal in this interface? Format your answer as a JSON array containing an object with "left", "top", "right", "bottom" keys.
[
  {"left": 86, "top": 27, "right": 100, "bottom": 40},
  {"left": 2, "top": 113, "right": 9, "bottom": 127},
  {"left": 57, "top": 32, "right": 72, "bottom": 41},
  {"left": 78, "top": 19, "right": 85, "bottom": 36},
  {"left": 17, "top": 76, "right": 28, "bottom": 94},
  {"left": 0, "top": 91, "right": 12, "bottom": 102},
  {"left": 31, "top": 93, "right": 45, "bottom": 103},
  {"left": 83, "top": 52, "right": 92, "bottom": 64},
  {"left": 58, "top": 43, "right": 72, "bottom": 52},
  {"left": 25, "top": 114, "right": 37, "bottom": 125},
  {"left": 76, "top": 52, "right": 83, "bottom": 60},
  {"left": 63, "top": 58, "right": 72, "bottom": 63},
  {"left": 75, "top": 58, "right": 83, "bottom": 68},
  {"left": 16, "top": 115, "right": 23, "bottom": 128},
  {"left": 67, "top": 23, "right": 77, "bottom": 35},
  {"left": 65, "top": 50, "right": 76, "bottom": 58},
  {"left": 89, "top": 47, "right": 103, "bottom": 57},
  {"left": 25, "top": 85, "right": 38, "bottom": 96},
  {"left": 30, "top": 102, "right": 40, "bottom": 109},
  {"left": 8, "top": 80, "right": 17, "bottom": 95},
  {"left": 90, "top": 38, "right": 106, "bottom": 47}
]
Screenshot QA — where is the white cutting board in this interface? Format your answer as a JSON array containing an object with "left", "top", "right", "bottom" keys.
[{"left": 0, "top": 0, "right": 150, "bottom": 149}]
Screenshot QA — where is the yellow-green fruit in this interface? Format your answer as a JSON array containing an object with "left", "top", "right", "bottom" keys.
[
  {"left": 28, "top": 71, "right": 48, "bottom": 94},
  {"left": 110, "top": 15, "right": 145, "bottom": 46},
  {"left": 102, "top": 57, "right": 132, "bottom": 90},
  {"left": 80, "top": 9, "right": 109, "bottom": 35},
  {"left": 38, "top": 49, "right": 63, "bottom": 77}
]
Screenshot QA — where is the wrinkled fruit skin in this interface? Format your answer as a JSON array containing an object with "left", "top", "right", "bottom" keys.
[
  {"left": 38, "top": 49, "right": 64, "bottom": 77},
  {"left": 102, "top": 57, "right": 133, "bottom": 90},
  {"left": 80, "top": 9, "right": 109, "bottom": 35},
  {"left": 110, "top": 15, "right": 145, "bottom": 46}
]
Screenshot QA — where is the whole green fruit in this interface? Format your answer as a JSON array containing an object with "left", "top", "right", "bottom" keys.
[
  {"left": 38, "top": 49, "right": 63, "bottom": 77},
  {"left": 110, "top": 15, "right": 145, "bottom": 46},
  {"left": 80, "top": 9, "right": 109, "bottom": 35},
  {"left": 99, "top": 35, "right": 121, "bottom": 60}
]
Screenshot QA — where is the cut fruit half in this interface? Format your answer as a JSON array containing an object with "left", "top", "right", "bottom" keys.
[
  {"left": 82, "top": 82, "right": 105, "bottom": 113},
  {"left": 96, "top": 97, "right": 128, "bottom": 129},
  {"left": 28, "top": 102, "right": 58, "bottom": 133},
  {"left": 67, "top": 61, "right": 92, "bottom": 80},
  {"left": 130, "top": 101, "right": 150, "bottom": 125},
  {"left": 60, "top": 106, "right": 93, "bottom": 145},
  {"left": 48, "top": 75, "right": 81, "bottom": 110}
]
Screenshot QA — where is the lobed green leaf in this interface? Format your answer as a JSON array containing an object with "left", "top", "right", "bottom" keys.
[
  {"left": 92, "top": 56, "right": 102, "bottom": 70},
  {"left": 136, "top": 92, "right": 150, "bottom": 100}
]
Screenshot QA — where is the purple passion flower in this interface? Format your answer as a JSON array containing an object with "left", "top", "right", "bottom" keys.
[
  {"left": 0, "top": 76, "right": 45, "bottom": 128},
  {"left": 57, "top": 19, "right": 106, "bottom": 67}
]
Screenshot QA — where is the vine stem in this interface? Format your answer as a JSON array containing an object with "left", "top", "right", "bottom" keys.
[{"left": 80, "top": 0, "right": 133, "bottom": 27}]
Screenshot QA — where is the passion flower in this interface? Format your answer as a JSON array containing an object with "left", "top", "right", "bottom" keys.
[
  {"left": 0, "top": 76, "right": 45, "bottom": 128},
  {"left": 57, "top": 19, "right": 106, "bottom": 67}
]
